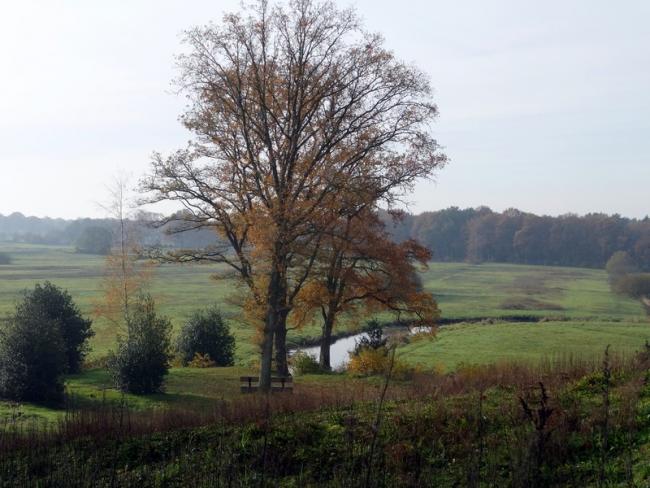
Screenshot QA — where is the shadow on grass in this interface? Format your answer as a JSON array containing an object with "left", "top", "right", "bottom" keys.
[{"left": 65, "top": 367, "right": 246, "bottom": 412}]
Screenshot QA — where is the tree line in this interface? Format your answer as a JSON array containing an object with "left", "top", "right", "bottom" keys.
[
  {"left": 387, "top": 207, "right": 650, "bottom": 270},
  {"left": 4, "top": 206, "right": 648, "bottom": 271},
  {"left": 0, "top": 211, "right": 219, "bottom": 252}
]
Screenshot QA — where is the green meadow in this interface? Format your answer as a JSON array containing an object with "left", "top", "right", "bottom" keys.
[
  {"left": 399, "top": 320, "right": 649, "bottom": 371},
  {"left": 421, "top": 261, "right": 644, "bottom": 321},
  {"left": 0, "top": 242, "right": 648, "bottom": 425},
  {"left": 0, "top": 243, "right": 647, "bottom": 367}
]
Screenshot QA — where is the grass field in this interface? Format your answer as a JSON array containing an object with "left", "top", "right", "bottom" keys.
[
  {"left": 421, "top": 261, "right": 644, "bottom": 321},
  {"left": 0, "top": 243, "right": 257, "bottom": 363},
  {"left": 407, "top": 262, "right": 649, "bottom": 371},
  {"left": 0, "top": 243, "right": 647, "bottom": 365},
  {"left": 0, "top": 242, "right": 649, "bottom": 425},
  {"left": 0, "top": 243, "right": 378, "bottom": 364},
  {"left": 399, "top": 320, "right": 649, "bottom": 371}
]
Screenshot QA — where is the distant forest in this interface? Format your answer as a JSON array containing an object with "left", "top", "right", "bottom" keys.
[
  {"left": 387, "top": 207, "right": 650, "bottom": 270},
  {"left": 0, "top": 211, "right": 217, "bottom": 250},
  {"left": 2, "top": 207, "right": 649, "bottom": 270}
]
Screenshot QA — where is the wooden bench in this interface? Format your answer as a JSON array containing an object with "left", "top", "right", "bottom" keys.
[{"left": 240, "top": 375, "right": 293, "bottom": 393}]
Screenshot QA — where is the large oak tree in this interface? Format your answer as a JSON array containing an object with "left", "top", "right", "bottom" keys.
[{"left": 142, "top": 0, "right": 445, "bottom": 390}]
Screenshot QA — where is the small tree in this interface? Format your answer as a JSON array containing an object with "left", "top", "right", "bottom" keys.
[
  {"left": 291, "top": 211, "right": 438, "bottom": 370},
  {"left": 107, "top": 294, "right": 172, "bottom": 394},
  {"left": 75, "top": 226, "right": 113, "bottom": 255},
  {"left": 0, "top": 308, "right": 66, "bottom": 403},
  {"left": 605, "top": 251, "right": 637, "bottom": 281},
  {"left": 95, "top": 175, "right": 153, "bottom": 327},
  {"left": 18, "top": 282, "right": 93, "bottom": 373},
  {"left": 176, "top": 307, "right": 235, "bottom": 367}
]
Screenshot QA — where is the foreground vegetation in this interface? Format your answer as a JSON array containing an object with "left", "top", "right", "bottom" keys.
[{"left": 1, "top": 349, "right": 649, "bottom": 486}]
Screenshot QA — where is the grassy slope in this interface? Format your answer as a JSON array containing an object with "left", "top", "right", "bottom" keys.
[
  {"left": 2, "top": 367, "right": 373, "bottom": 426},
  {"left": 399, "top": 320, "right": 649, "bottom": 371}
]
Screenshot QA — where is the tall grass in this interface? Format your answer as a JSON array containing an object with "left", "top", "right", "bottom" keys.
[{"left": 1, "top": 346, "right": 649, "bottom": 486}]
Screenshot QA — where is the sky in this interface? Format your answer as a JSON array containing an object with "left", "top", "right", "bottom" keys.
[{"left": 0, "top": 0, "right": 648, "bottom": 219}]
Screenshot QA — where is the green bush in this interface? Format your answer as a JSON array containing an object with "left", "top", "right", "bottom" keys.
[
  {"left": 176, "top": 307, "right": 235, "bottom": 367},
  {"left": 107, "top": 295, "right": 172, "bottom": 394},
  {"left": 610, "top": 272, "right": 650, "bottom": 299},
  {"left": 615, "top": 273, "right": 650, "bottom": 298},
  {"left": 0, "top": 308, "right": 66, "bottom": 403},
  {"left": 290, "top": 351, "right": 322, "bottom": 375},
  {"left": 0, "top": 282, "right": 91, "bottom": 403},
  {"left": 18, "top": 282, "right": 93, "bottom": 373},
  {"left": 0, "top": 252, "right": 11, "bottom": 265}
]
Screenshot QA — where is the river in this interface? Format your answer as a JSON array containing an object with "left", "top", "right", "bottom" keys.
[{"left": 291, "top": 326, "right": 432, "bottom": 371}]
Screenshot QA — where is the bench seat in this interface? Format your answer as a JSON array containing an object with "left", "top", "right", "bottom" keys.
[{"left": 240, "top": 375, "right": 293, "bottom": 393}]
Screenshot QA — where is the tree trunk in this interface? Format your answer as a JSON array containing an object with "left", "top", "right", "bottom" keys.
[
  {"left": 259, "top": 323, "right": 274, "bottom": 392},
  {"left": 260, "top": 268, "right": 281, "bottom": 392},
  {"left": 260, "top": 258, "right": 289, "bottom": 391},
  {"left": 274, "top": 316, "right": 289, "bottom": 377},
  {"left": 319, "top": 313, "right": 335, "bottom": 371}
]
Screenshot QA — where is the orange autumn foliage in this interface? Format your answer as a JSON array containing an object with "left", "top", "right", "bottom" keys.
[
  {"left": 142, "top": 0, "right": 446, "bottom": 387},
  {"left": 292, "top": 210, "right": 439, "bottom": 369},
  {"left": 293, "top": 211, "right": 439, "bottom": 328}
]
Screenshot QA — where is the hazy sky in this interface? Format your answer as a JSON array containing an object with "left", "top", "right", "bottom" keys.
[{"left": 0, "top": 1, "right": 648, "bottom": 219}]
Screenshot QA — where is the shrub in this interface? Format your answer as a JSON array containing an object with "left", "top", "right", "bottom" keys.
[
  {"left": 107, "top": 295, "right": 172, "bottom": 394},
  {"left": 176, "top": 307, "right": 235, "bottom": 367},
  {"left": 187, "top": 352, "right": 216, "bottom": 368},
  {"left": 290, "top": 351, "right": 322, "bottom": 375},
  {"left": 348, "top": 347, "right": 390, "bottom": 376},
  {"left": 351, "top": 321, "right": 387, "bottom": 357},
  {"left": 18, "top": 282, "right": 93, "bottom": 373},
  {"left": 348, "top": 346, "right": 414, "bottom": 380},
  {"left": 613, "top": 273, "right": 650, "bottom": 298},
  {"left": 0, "top": 309, "right": 66, "bottom": 403},
  {"left": 605, "top": 251, "right": 637, "bottom": 280},
  {"left": 0, "top": 252, "right": 11, "bottom": 265}
]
